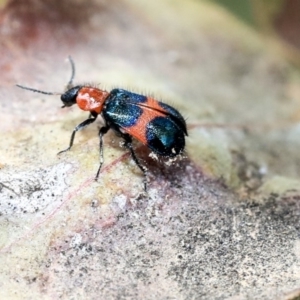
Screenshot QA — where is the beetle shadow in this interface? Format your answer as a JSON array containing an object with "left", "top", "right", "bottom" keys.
[{"left": 132, "top": 146, "right": 191, "bottom": 188}]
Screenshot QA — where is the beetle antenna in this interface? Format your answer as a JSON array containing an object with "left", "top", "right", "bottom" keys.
[
  {"left": 16, "top": 56, "right": 76, "bottom": 95},
  {"left": 66, "top": 55, "right": 75, "bottom": 89},
  {"left": 16, "top": 84, "right": 61, "bottom": 95}
]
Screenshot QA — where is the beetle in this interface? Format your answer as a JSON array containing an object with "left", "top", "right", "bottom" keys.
[{"left": 16, "top": 57, "right": 187, "bottom": 191}]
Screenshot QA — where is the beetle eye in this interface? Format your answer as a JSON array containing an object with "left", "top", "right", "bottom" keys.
[{"left": 61, "top": 86, "right": 82, "bottom": 107}]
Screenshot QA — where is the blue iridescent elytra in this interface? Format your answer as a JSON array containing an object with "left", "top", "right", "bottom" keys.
[
  {"left": 103, "top": 89, "right": 147, "bottom": 128},
  {"left": 146, "top": 116, "right": 185, "bottom": 156},
  {"left": 103, "top": 88, "right": 187, "bottom": 157}
]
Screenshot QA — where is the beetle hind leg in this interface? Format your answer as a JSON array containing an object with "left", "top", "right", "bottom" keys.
[
  {"left": 95, "top": 125, "right": 110, "bottom": 180},
  {"left": 122, "top": 134, "right": 148, "bottom": 192}
]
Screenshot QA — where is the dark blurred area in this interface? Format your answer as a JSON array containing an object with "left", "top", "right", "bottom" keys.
[{"left": 274, "top": 0, "right": 300, "bottom": 49}]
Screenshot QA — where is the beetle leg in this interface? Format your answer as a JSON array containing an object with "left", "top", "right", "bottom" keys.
[
  {"left": 95, "top": 126, "right": 110, "bottom": 180},
  {"left": 122, "top": 134, "right": 148, "bottom": 192},
  {"left": 57, "top": 117, "right": 97, "bottom": 155}
]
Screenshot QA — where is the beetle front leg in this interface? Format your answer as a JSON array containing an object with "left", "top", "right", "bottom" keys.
[{"left": 57, "top": 117, "right": 97, "bottom": 155}]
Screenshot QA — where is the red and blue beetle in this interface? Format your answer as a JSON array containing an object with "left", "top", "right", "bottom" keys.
[{"left": 17, "top": 57, "right": 187, "bottom": 190}]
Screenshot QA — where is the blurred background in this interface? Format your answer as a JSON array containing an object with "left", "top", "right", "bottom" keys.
[
  {"left": 213, "top": 0, "right": 300, "bottom": 64},
  {"left": 0, "top": 0, "right": 299, "bottom": 70}
]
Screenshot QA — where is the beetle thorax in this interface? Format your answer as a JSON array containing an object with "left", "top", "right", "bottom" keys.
[{"left": 76, "top": 87, "right": 109, "bottom": 114}]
